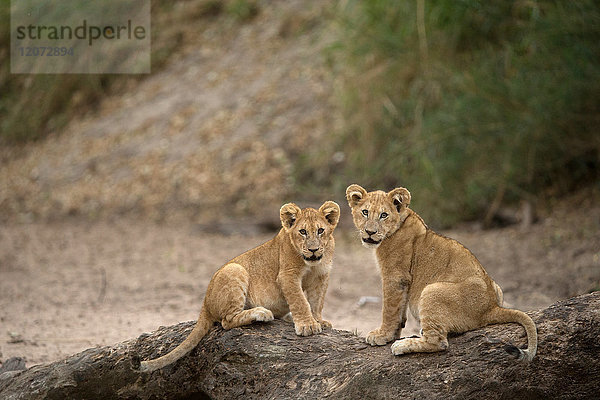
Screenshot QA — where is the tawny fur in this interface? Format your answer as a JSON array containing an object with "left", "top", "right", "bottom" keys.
[
  {"left": 139, "top": 201, "right": 340, "bottom": 372},
  {"left": 346, "top": 184, "right": 537, "bottom": 361}
]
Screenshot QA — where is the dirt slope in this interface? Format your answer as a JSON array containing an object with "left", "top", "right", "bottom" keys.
[{"left": 1, "top": 0, "right": 338, "bottom": 223}]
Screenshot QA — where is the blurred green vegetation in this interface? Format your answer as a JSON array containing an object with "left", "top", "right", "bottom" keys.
[
  {"left": 308, "top": 0, "right": 600, "bottom": 227},
  {"left": 0, "top": 0, "right": 227, "bottom": 144}
]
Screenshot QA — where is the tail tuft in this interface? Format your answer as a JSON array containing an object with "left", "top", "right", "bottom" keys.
[
  {"left": 503, "top": 344, "right": 533, "bottom": 361},
  {"left": 130, "top": 354, "right": 142, "bottom": 370},
  {"left": 487, "top": 307, "right": 537, "bottom": 362},
  {"left": 504, "top": 344, "right": 523, "bottom": 358}
]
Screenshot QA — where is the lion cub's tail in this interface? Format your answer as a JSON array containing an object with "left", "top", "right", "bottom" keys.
[
  {"left": 139, "top": 306, "right": 213, "bottom": 372},
  {"left": 486, "top": 307, "right": 537, "bottom": 362}
]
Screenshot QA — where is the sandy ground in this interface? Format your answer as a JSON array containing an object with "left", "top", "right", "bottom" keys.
[{"left": 1, "top": 193, "right": 598, "bottom": 368}]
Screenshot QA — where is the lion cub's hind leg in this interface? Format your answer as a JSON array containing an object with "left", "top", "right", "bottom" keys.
[
  {"left": 205, "top": 263, "right": 274, "bottom": 330},
  {"left": 221, "top": 307, "right": 274, "bottom": 329},
  {"left": 390, "top": 323, "right": 449, "bottom": 355},
  {"left": 391, "top": 279, "right": 490, "bottom": 356}
]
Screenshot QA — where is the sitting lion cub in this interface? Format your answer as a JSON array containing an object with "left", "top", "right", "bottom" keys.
[
  {"left": 346, "top": 184, "right": 537, "bottom": 361},
  {"left": 139, "top": 201, "right": 340, "bottom": 372}
]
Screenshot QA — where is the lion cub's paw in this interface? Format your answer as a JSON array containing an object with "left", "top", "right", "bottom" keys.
[
  {"left": 390, "top": 338, "right": 417, "bottom": 355},
  {"left": 251, "top": 307, "right": 275, "bottom": 322},
  {"left": 365, "top": 329, "right": 395, "bottom": 346},
  {"left": 294, "top": 318, "right": 322, "bottom": 336}
]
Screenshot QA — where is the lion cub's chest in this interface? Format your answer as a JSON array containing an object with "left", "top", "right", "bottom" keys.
[
  {"left": 244, "top": 261, "right": 330, "bottom": 318},
  {"left": 303, "top": 262, "right": 332, "bottom": 279}
]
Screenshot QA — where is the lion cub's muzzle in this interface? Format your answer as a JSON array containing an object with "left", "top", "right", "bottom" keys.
[
  {"left": 303, "top": 253, "right": 323, "bottom": 262},
  {"left": 361, "top": 227, "right": 383, "bottom": 247},
  {"left": 362, "top": 236, "right": 381, "bottom": 245},
  {"left": 303, "top": 246, "right": 323, "bottom": 263}
]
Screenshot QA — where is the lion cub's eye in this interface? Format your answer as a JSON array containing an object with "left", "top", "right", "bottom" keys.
[
  {"left": 299, "top": 229, "right": 307, "bottom": 236},
  {"left": 361, "top": 209, "right": 369, "bottom": 217},
  {"left": 380, "top": 212, "right": 388, "bottom": 219},
  {"left": 317, "top": 228, "right": 324, "bottom": 235}
]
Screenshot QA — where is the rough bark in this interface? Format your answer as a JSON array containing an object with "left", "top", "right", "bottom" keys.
[{"left": 1, "top": 292, "right": 599, "bottom": 400}]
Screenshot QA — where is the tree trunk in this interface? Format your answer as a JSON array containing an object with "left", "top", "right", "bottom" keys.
[{"left": 1, "top": 292, "right": 599, "bottom": 399}]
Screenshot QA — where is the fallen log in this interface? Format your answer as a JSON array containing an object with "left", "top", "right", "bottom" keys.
[{"left": 1, "top": 292, "right": 599, "bottom": 399}]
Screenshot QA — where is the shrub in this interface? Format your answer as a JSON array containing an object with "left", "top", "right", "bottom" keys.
[{"left": 319, "top": 0, "right": 600, "bottom": 227}]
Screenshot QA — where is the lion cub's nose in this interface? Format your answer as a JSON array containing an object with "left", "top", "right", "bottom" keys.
[
  {"left": 308, "top": 247, "right": 319, "bottom": 253},
  {"left": 365, "top": 228, "right": 378, "bottom": 236}
]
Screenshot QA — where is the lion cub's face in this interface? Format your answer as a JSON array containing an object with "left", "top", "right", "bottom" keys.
[
  {"left": 346, "top": 184, "right": 411, "bottom": 248},
  {"left": 280, "top": 201, "right": 340, "bottom": 264}
]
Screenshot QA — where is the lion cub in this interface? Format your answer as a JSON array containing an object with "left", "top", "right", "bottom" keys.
[
  {"left": 139, "top": 201, "right": 340, "bottom": 372},
  {"left": 346, "top": 184, "right": 537, "bottom": 361}
]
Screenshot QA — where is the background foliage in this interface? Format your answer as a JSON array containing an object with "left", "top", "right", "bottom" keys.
[
  {"left": 314, "top": 0, "right": 600, "bottom": 227},
  {"left": 2, "top": 0, "right": 598, "bottom": 227}
]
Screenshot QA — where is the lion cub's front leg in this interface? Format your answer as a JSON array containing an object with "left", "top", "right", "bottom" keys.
[
  {"left": 366, "top": 278, "right": 409, "bottom": 346},
  {"left": 278, "top": 272, "right": 322, "bottom": 336},
  {"left": 304, "top": 271, "right": 332, "bottom": 329}
]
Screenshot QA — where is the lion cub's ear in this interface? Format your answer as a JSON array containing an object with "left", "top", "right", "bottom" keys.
[
  {"left": 388, "top": 187, "right": 411, "bottom": 212},
  {"left": 319, "top": 201, "right": 341, "bottom": 228},
  {"left": 346, "top": 184, "right": 367, "bottom": 208},
  {"left": 280, "top": 203, "right": 302, "bottom": 230}
]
